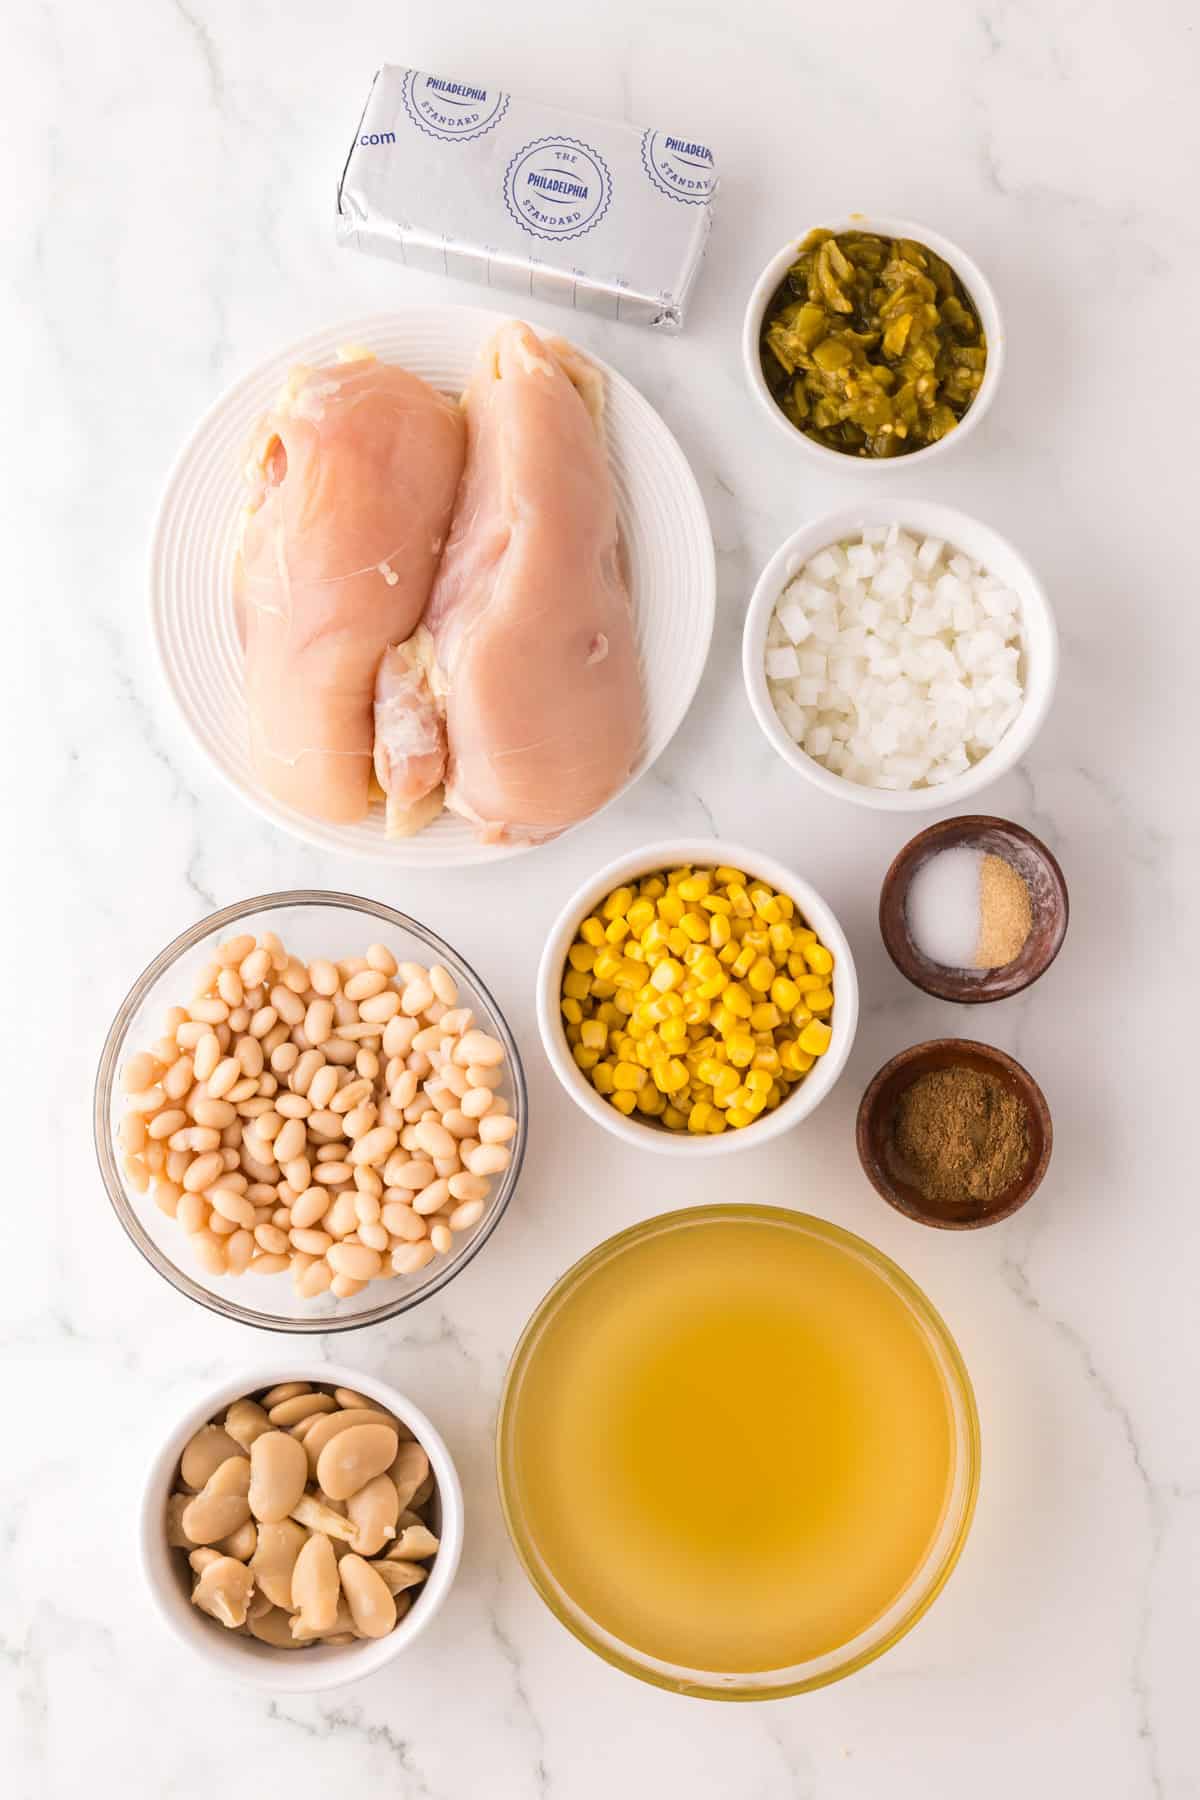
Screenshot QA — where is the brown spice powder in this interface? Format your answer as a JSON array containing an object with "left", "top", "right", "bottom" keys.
[
  {"left": 889, "top": 1066, "right": 1030, "bottom": 1204},
  {"left": 975, "top": 853, "right": 1032, "bottom": 968}
]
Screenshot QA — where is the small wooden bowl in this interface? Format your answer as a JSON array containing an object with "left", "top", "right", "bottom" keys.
[
  {"left": 879, "top": 816, "right": 1068, "bottom": 1003},
  {"left": 856, "top": 1039, "right": 1052, "bottom": 1229}
]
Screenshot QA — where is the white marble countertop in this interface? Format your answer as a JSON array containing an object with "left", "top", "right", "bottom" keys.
[{"left": 7, "top": 0, "right": 1197, "bottom": 1793}]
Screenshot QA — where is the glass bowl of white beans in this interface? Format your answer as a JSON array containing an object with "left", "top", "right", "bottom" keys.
[{"left": 94, "top": 891, "right": 527, "bottom": 1332}]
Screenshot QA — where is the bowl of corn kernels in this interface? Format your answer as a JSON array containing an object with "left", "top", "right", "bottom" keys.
[{"left": 536, "top": 841, "right": 858, "bottom": 1156}]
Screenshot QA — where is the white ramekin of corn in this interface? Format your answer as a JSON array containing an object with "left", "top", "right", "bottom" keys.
[{"left": 536, "top": 841, "right": 859, "bottom": 1156}]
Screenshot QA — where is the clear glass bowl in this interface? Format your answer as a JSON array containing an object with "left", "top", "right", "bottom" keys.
[
  {"left": 94, "top": 891, "right": 527, "bottom": 1333},
  {"left": 497, "top": 1205, "right": 979, "bottom": 1699}
]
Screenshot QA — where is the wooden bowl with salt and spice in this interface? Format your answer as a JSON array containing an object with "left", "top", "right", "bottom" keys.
[
  {"left": 856, "top": 1039, "right": 1052, "bottom": 1229},
  {"left": 879, "top": 816, "right": 1068, "bottom": 1003}
]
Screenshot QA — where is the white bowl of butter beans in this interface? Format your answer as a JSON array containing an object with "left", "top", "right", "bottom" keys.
[
  {"left": 141, "top": 1366, "right": 464, "bottom": 1690},
  {"left": 94, "top": 891, "right": 526, "bottom": 1332}
]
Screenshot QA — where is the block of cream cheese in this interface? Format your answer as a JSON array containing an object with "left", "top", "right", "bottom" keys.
[{"left": 337, "top": 66, "right": 718, "bottom": 331}]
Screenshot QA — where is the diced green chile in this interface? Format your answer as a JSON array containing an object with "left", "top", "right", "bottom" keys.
[{"left": 759, "top": 229, "right": 987, "bottom": 458}]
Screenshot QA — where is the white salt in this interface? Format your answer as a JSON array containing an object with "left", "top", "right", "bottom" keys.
[{"left": 905, "top": 847, "right": 982, "bottom": 967}]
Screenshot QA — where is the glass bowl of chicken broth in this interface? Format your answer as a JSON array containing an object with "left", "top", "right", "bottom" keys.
[
  {"left": 95, "top": 891, "right": 526, "bottom": 1332},
  {"left": 498, "top": 1206, "right": 979, "bottom": 1698}
]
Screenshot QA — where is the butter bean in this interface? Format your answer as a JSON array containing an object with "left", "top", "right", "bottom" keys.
[
  {"left": 290, "top": 1531, "right": 340, "bottom": 1634},
  {"left": 388, "top": 1441, "right": 430, "bottom": 1509},
  {"left": 249, "top": 1430, "right": 309, "bottom": 1523},
  {"left": 224, "top": 1398, "right": 272, "bottom": 1452},
  {"left": 317, "top": 1424, "right": 399, "bottom": 1501},
  {"left": 346, "top": 1472, "right": 399, "bottom": 1556},
  {"left": 338, "top": 1554, "right": 396, "bottom": 1638},
  {"left": 191, "top": 1555, "right": 254, "bottom": 1628},
  {"left": 268, "top": 1391, "right": 338, "bottom": 1428}
]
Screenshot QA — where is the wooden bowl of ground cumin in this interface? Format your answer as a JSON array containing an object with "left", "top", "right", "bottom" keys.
[{"left": 856, "top": 1039, "right": 1052, "bottom": 1228}]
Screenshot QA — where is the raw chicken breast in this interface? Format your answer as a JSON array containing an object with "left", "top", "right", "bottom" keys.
[
  {"left": 237, "top": 353, "right": 465, "bottom": 823},
  {"left": 375, "top": 322, "right": 642, "bottom": 843}
]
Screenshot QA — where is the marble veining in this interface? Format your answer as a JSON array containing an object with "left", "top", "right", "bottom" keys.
[{"left": 4, "top": 0, "right": 1197, "bottom": 1795}]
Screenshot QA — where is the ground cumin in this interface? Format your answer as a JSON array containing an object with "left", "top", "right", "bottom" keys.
[{"left": 889, "top": 1066, "right": 1029, "bottom": 1204}]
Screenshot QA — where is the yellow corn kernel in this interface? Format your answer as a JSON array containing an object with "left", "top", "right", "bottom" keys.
[
  {"left": 639, "top": 875, "right": 666, "bottom": 900},
  {"left": 708, "top": 914, "right": 732, "bottom": 951},
  {"left": 705, "top": 1109, "right": 728, "bottom": 1134},
  {"left": 604, "top": 917, "right": 631, "bottom": 945},
  {"left": 590, "top": 979, "right": 617, "bottom": 1000},
  {"left": 701, "top": 893, "right": 732, "bottom": 916},
  {"left": 714, "top": 865, "right": 745, "bottom": 885},
  {"left": 792, "top": 925, "right": 816, "bottom": 944},
  {"left": 565, "top": 1023, "right": 582, "bottom": 1046},
  {"left": 769, "top": 975, "right": 801, "bottom": 1012},
  {"left": 573, "top": 1043, "right": 600, "bottom": 1071},
  {"left": 725, "top": 1029, "right": 755, "bottom": 1068},
  {"left": 768, "top": 922, "right": 795, "bottom": 957},
  {"left": 723, "top": 983, "right": 752, "bottom": 1019},
  {"left": 626, "top": 1016, "right": 651, "bottom": 1042},
  {"left": 652, "top": 1056, "right": 688, "bottom": 1095},
  {"left": 797, "top": 1020, "right": 832, "bottom": 1055},
  {"left": 680, "top": 909, "right": 709, "bottom": 942},
  {"left": 745, "top": 1068, "right": 773, "bottom": 1095},
  {"left": 687, "top": 1100, "right": 713, "bottom": 1133},
  {"left": 602, "top": 885, "right": 634, "bottom": 921},
  {"left": 726, "top": 883, "right": 754, "bottom": 919},
  {"left": 726, "top": 1105, "right": 754, "bottom": 1129},
  {"left": 806, "top": 986, "right": 834, "bottom": 1013},
  {"left": 711, "top": 1065, "right": 740, "bottom": 1102},
  {"left": 716, "top": 941, "right": 739, "bottom": 967},
  {"left": 562, "top": 969, "right": 591, "bottom": 1000},
  {"left": 755, "top": 895, "right": 783, "bottom": 924},
  {"left": 650, "top": 957, "right": 684, "bottom": 993},
  {"left": 790, "top": 1003, "right": 813, "bottom": 1029},
  {"left": 592, "top": 948, "right": 621, "bottom": 980},
  {"left": 560, "top": 997, "right": 583, "bottom": 1025},
  {"left": 596, "top": 1001, "right": 622, "bottom": 1025},
  {"left": 612, "top": 1061, "right": 645, "bottom": 1092},
  {"left": 788, "top": 967, "right": 825, "bottom": 992},
  {"left": 747, "top": 1002, "right": 778, "bottom": 1032},
  {"left": 696, "top": 1056, "right": 725, "bottom": 1088},
  {"left": 743, "top": 1091, "right": 767, "bottom": 1116},
  {"left": 676, "top": 873, "right": 711, "bottom": 902},
  {"left": 789, "top": 1049, "right": 815, "bottom": 1074},
  {"left": 643, "top": 919, "right": 671, "bottom": 952},
  {"left": 612, "top": 1033, "right": 636, "bottom": 1062},
  {"left": 611, "top": 1090, "right": 637, "bottom": 1115},
  {"left": 656, "top": 892, "right": 685, "bottom": 927},
  {"left": 751, "top": 1045, "right": 781, "bottom": 1075},
  {"left": 626, "top": 897, "right": 656, "bottom": 935},
  {"left": 747, "top": 955, "right": 776, "bottom": 993},
  {"left": 661, "top": 928, "right": 685, "bottom": 957},
  {"left": 592, "top": 1062, "right": 616, "bottom": 1095},
  {"left": 659, "top": 1015, "right": 688, "bottom": 1049},
  {"left": 613, "top": 958, "right": 643, "bottom": 990},
  {"left": 636, "top": 1084, "right": 667, "bottom": 1116},
  {"left": 662, "top": 1104, "right": 687, "bottom": 1130},
  {"left": 709, "top": 1003, "right": 735, "bottom": 1037},
  {"left": 731, "top": 944, "right": 756, "bottom": 979},
  {"left": 567, "top": 943, "right": 596, "bottom": 973},
  {"left": 636, "top": 1038, "right": 659, "bottom": 1069},
  {"left": 580, "top": 1019, "right": 608, "bottom": 1051},
  {"left": 804, "top": 943, "right": 834, "bottom": 976},
  {"left": 579, "top": 916, "right": 606, "bottom": 947},
  {"left": 612, "top": 990, "right": 635, "bottom": 1016}
]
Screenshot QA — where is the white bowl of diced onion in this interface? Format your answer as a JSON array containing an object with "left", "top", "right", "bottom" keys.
[{"left": 742, "top": 500, "right": 1058, "bottom": 812}]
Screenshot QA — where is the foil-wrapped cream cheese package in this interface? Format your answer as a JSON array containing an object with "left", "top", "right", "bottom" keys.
[{"left": 337, "top": 67, "right": 718, "bottom": 331}]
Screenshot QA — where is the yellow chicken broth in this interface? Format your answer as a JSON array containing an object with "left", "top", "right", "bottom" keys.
[{"left": 501, "top": 1209, "right": 958, "bottom": 1676}]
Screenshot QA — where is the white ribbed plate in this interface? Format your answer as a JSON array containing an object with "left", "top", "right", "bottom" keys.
[{"left": 150, "top": 307, "right": 715, "bottom": 866}]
